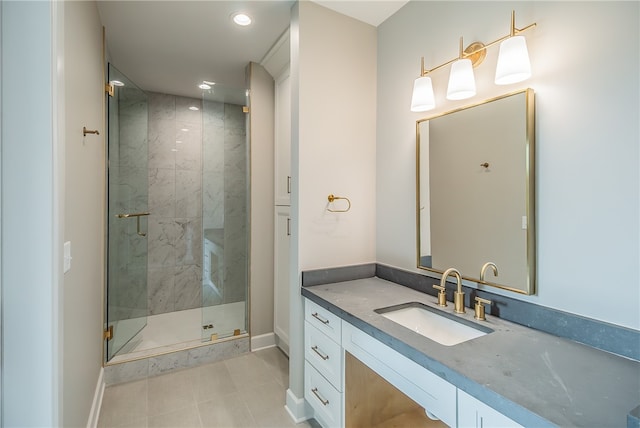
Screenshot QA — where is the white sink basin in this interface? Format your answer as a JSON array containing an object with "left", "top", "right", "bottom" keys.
[{"left": 375, "top": 302, "right": 492, "bottom": 346}]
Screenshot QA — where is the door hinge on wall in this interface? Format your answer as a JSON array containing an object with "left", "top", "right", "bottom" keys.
[
  {"left": 105, "top": 83, "right": 114, "bottom": 97},
  {"left": 104, "top": 325, "right": 113, "bottom": 341}
]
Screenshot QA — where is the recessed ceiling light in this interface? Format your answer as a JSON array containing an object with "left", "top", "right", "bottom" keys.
[
  {"left": 232, "top": 13, "right": 252, "bottom": 26},
  {"left": 189, "top": 106, "right": 199, "bottom": 111},
  {"left": 181, "top": 128, "right": 189, "bottom": 132},
  {"left": 176, "top": 140, "right": 183, "bottom": 144},
  {"left": 111, "top": 80, "right": 125, "bottom": 87},
  {"left": 199, "top": 83, "right": 212, "bottom": 90}
]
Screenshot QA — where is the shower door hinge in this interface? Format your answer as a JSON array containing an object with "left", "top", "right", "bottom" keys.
[
  {"left": 242, "top": 106, "right": 249, "bottom": 113},
  {"left": 105, "top": 83, "right": 114, "bottom": 97},
  {"left": 104, "top": 325, "right": 113, "bottom": 341}
]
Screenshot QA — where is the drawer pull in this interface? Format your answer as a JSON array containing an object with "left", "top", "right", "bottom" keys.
[
  {"left": 311, "top": 387, "right": 329, "bottom": 406},
  {"left": 311, "top": 345, "right": 329, "bottom": 360},
  {"left": 311, "top": 312, "right": 330, "bottom": 325}
]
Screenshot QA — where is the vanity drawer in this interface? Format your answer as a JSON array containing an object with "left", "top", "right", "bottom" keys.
[
  {"left": 305, "top": 361, "right": 342, "bottom": 428},
  {"left": 458, "top": 389, "right": 523, "bottom": 428},
  {"left": 305, "top": 299, "right": 342, "bottom": 343},
  {"left": 304, "top": 321, "right": 343, "bottom": 390}
]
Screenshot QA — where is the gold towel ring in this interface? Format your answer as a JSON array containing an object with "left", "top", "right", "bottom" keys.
[{"left": 327, "top": 194, "right": 351, "bottom": 213}]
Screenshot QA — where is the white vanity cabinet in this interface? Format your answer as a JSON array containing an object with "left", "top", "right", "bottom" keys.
[
  {"left": 304, "top": 299, "right": 344, "bottom": 427},
  {"left": 457, "top": 389, "right": 523, "bottom": 428},
  {"left": 303, "top": 297, "right": 522, "bottom": 428}
]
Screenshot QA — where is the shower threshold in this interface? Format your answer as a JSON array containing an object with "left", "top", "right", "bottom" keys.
[{"left": 109, "top": 302, "right": 246, "bottom": 364}]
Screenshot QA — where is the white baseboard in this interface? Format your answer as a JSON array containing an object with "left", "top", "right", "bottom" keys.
[
  {"left": 285, "top": 388, "right": 312, "bottom": 423},
  {"left": 274, "top": 334, "right": 290, "bottom": 357},
  {"left": 87, "top": 367, "right": 105, "bottom": 428},
  {"left": 251, "top": 332, "right": 276, "bottom": 351}
]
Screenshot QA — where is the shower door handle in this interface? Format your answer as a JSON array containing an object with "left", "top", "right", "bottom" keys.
[{"left": 116, "top": 212, "right": 150, "bottom": 237}]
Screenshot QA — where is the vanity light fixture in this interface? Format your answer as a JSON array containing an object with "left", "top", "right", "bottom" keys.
[
  {"left": 495, "top": 35, "right": 531, "bottom": 85},
  {"left": 410, "top": 61, "right": 435, "bottom": 112},
  {"left": 446, "top": 38, "right": 477, "bottom": 100},
  {"left": 410, "top": 10, "right": 536, "bottom": 112}
]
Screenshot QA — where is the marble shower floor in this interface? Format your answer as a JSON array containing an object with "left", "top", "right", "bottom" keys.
[
  {"left": 111, "top": 302, "right": 246, "bottom": 363},
  {"left": 99, "top": 347, "right": 319, "bottom": 428}
]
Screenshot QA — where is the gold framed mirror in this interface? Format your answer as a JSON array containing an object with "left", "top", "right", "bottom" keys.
[{"left": 416, "top": 89, "right": 536, "bottom": 294}]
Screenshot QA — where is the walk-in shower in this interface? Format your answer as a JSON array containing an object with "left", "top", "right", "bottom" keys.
[{"left": 105, "top": 64, "right": 249, "bottom": 364}]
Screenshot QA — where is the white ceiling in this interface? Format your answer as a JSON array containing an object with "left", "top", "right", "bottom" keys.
[
  {"left": 97, "top": 1, "right": 407, "bottom": 101},
  {"left": 314, "top": 0, "right": 408, "bottom": 27}
]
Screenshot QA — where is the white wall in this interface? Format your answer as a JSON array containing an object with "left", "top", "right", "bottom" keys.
[
  {"left": 287, "top": 0, "right": 378, "bottom": 417},
  {"left": 1, "top": 1, "right": 63, "bottom": 425},
  {"left": 249, "top": 62, "right": 276, "bottom": 338},
  {"left": 63, "top": 1, "right": 105, "bottom": 425},
  {"left": 377, "top": 1, "right": 639, "bottom": 330},
  {"left": 297, "top": 1, "right": 377, "bottom": 270}
]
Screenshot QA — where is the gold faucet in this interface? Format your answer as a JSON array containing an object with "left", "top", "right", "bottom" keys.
[
  {"left": 437, "top": 268, "right": 465, "bottom": 314},
  {"left": 480, "top": 262, "right": 498, "bottom": 282}
]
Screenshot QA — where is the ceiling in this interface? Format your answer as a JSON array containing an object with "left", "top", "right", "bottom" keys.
[{"left": 97, "top": 1, "right": 408, "bottom": 101}]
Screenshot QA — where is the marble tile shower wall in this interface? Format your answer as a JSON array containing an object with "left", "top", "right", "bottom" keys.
[
  {"left": 147, "top": 93, "right": 204, "bottom": 315},
  {"left": 133, "top": 92, "right": 248, "bottom": 316}
]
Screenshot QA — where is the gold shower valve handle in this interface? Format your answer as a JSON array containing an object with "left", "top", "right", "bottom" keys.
[{"left": 83, "top": 126, "right": 100, "bottom": 136}]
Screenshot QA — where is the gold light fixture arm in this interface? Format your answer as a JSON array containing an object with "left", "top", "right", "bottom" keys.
[{"left": 418, "top": 11, "right": 536, "bottom": 77}]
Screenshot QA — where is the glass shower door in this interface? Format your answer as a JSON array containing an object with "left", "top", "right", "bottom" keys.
[
  {"left": 201, "top": 85, "right": 249, "bottom": 341},
  {"left": 106, "top": 64, "right": 149, "bottom": 361}
]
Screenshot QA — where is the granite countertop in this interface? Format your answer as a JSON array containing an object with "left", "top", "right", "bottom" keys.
[{"left": 302, "top": 277, "right": 640, "bottom": 428}]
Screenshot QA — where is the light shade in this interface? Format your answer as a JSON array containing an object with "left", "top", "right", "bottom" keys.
[
  {"left": 446, "top": 59, "right": 476, "bottom": 100},
  {"left": 495, "top": 35, "right": 531, "bottom": 85},
  {"left": 411, "top": 76, "right": 436, "bottom": 112}
]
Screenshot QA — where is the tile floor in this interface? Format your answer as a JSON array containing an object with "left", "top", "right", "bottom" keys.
[{"left": 98, "top": 347, "right": 317, "bottom": 428}]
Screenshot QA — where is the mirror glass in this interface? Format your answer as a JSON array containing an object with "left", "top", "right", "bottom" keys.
[{"left": 417, "top": 89, "right": 536, "bottom": 294}]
